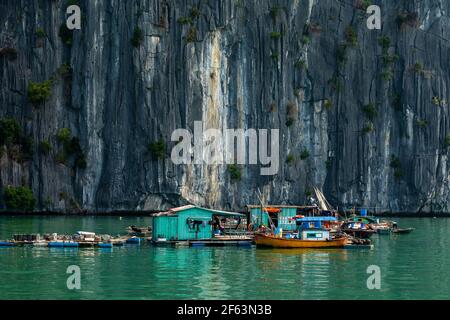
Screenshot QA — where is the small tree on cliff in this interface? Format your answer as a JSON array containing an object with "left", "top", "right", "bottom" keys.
[{"left": 3, "top": 186, "right": 36, "bottom": 212}]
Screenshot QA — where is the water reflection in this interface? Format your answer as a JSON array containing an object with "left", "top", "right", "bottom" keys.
[{"left": 1, "top": 217, "right": 450, "bottom": 299}]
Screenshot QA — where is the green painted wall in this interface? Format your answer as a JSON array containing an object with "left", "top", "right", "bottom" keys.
[
  {"left": 250, "top": 207, "right": 297, "bottom": 231},
  {"left": 153, "top": 207, "right": 216, "bottom": 241}
]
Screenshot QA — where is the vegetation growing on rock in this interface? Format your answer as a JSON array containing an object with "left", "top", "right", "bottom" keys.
[
  {"left": 345, "top": 26, "right": 358, "bottom": 47},
  {"left": 131, "top": 27, "right": 144, "bottom": 47},
  {"left": 390, "top": 155, "right": 403, "bottom": 179},
  {"left": 149, "top": 140, "right": 166, "bottom": 159},
  {"left": 28, "top": 80, "right": 52, "bottom": 104},
  {"left": 3, "top": 186, "right": 36, "bottom": 212},
  {"left": 39, "top": 140, "right": 52, "bottom": 155},
  {"left": 362, "top": 103, "right": 378, "bottom": 120},
  {"left": 228, "top": 164, "right": 241, "bottom": 181},
  {"left": 59, "top": 24, "right": 73, "bottom": 46},
  {"left": 300, "top": 149, "right": 310, "bottom": 160}
]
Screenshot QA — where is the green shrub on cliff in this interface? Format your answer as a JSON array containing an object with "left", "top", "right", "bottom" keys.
[
  {"left": 59, "top": 24, "right": 73, "bottom": 46},
  {"left": 390, "top": 155, "right": 403, "bottom": 179},
  {"left": 286, "top": 154, "right": 295, "bottom": 165},
  {"left": 189, "top": 7, "right": 201, "bottom": 19},
  {"left": 131, "top": 27, "right": 144, "bottom": 47},
  {"left": 301, "top": 35, "right": 310, "bottom": 46},
  {"left": 0, "top": 118, "right": 21, "bottom": 145},
  {"left": 300, "top": 149, "right": 310, "bottom": 160},
  {"left": 36, "top": 28, "right": 46, "bottom": 38},
  {"left": 55, "top": 151, "right": 67, "bottom": 164},
  {"left": 56, "top": 128, "right": 72, "bottom": 145},
  {"left": 294, "top": 59, "right": 306, "bottom": 69},
  {"left": 28, "top": 80, "right": 52, "bottom": 104},
  {"left": 177, "top": 17, "right": 193, "bottom": 25},
  {"left": 345, "top": 26, "right": 358, "bottom": 47},
  {"left": 228, "top": 164, "right": 241, "bottom": 182},
  {"left": 39, "top": 140, "right": 52, "bottom": 155},
  {"left": 362, "top": 103, "right": 378, "bottom": 119},
  {"left": 362, "top": 122, "right": 374, "bottom": 134},
  {"left": 149, "top": 140, "right": 166, "bottom": 159},
  {"left": 444, "top": 135, "right": 450, "bottom": 148},
  {"left": 381, "top": 69, "right": 394, "bottom": 81},
  {"left": 270, "top": 31, "right": 282, "bottom": 39},
  {"left": 270, "top": 6, "right": 281, "bottom": 20},
  {"left": 3, "top": 186, "right": 35, "bottom": 212},
  {"left": 186, "top": 27, "right": 197, "bottom": 42},
  {"left": 416, "top": 119, "right": 429, "bottom": 128},
  {"left": 378, "top": 36, "right": 390, "bottom": 53},
  {"left": 55, "top": 130, "right": 86, "bottom": 169}
]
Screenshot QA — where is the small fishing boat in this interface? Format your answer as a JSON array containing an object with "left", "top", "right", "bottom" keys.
[
  {"left": 392, "top": 228, "right": 414, "bottom": 234},
  {"left": 375, "top": 225, "right": 391, "bottom": 234},
  {"left": 254, "top": 217, "right": 347, "bottom": 249},
  {"left": 390, "top": 221, "right": 414, "bottom": 234},
  {"left": 345, "top": 215, "right": 392, "bottom": 234},
  {"left": 127, "top": 225, "right": 152, "bottom": 237},
  {"left": 340, "top": 221, "right": 377, "bottom": 239}
]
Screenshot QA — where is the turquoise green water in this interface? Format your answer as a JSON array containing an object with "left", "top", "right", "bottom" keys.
[{"left": 0, "top": 216, "right": 449, "bottom": 300}]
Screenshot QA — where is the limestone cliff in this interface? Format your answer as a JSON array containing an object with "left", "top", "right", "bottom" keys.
[{"left": 1, "top": 0, "right": 450, "bottom": 213}]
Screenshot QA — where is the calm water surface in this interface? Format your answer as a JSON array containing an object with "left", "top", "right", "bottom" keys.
[{"left": 0, "top": 216, "right": 449, "bottom": 300}]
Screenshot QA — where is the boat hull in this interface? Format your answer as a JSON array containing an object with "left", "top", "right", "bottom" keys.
[
  {"left": 254, "top": 233, "right": 347, "bottom": 248},
  {"left": 392, "top": 228, "right": 414, "bottom": 234},
  {"left": 341, "top": 229, "right": 376, "bottom": 239}
]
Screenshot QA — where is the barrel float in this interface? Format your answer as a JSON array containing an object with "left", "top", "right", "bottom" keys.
[
  {"left": 97, "top": 243, "right": 113, "bottom": 248},
  {"left": 126, "top": 237, "right": 141, "bottom": 244},
  {"left": 48, "top": 241, "right": 79, "bottom": 248}
]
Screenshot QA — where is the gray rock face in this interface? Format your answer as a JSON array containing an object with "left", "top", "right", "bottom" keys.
[{"left": 1, "top": 0, "right": 450, "bottom": 213}]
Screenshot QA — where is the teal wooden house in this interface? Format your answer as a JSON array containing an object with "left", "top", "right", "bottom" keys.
[{"left": 152, "top": 205, "right": 246, "bottom": 242}]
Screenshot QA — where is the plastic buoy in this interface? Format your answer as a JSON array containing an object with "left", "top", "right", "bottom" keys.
[{"left": 97, "top": 243, "right": 113, "bottom": 248}]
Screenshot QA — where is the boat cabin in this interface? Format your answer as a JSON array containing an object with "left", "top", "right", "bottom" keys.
[
  {"left": 347, "top": 216, "right": 379, "bottom": 224},
  {"left": 152, "top": 205, "right": 246, "bottom": 243},
  {"left": 294, "top": 216, "right": 337, "bottom": 241},
  {"left": 246, "top": 205, "right": 337, "bottom": 231},
  {"left": 74, "top": 231, "right": 96, "bottom": 242}
]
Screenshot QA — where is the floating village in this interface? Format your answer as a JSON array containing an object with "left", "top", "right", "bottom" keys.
[{"left": 0, "top": 188, "right": 414, "bottom": 250}]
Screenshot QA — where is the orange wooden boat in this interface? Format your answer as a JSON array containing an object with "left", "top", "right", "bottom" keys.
[{"left": 254, "top": 233, "right": 347, "bottom": 248}]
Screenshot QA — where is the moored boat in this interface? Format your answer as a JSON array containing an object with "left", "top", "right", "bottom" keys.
[
  {"left": 392, "top": 228, "right": 414, "bottom": 234},
  {"left": 254, "top": 233, "right": 347, "bottom": 248},
  {"left": 254, "top": 216, "right": 347, "bottom": 249},
  {"left": 340, "top": 220, "right": 377, "bottom": 239}
]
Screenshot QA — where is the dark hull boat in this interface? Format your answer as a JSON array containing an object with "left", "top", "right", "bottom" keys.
[
  {"left": 340, "top": 220, "right": 377, "bottom": 239},
  {"left": 392, "top": 228, "right": 414, "bottom": 234},
  {"left": 341, "top": 228, "right": 376, "bottom": 239}
]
